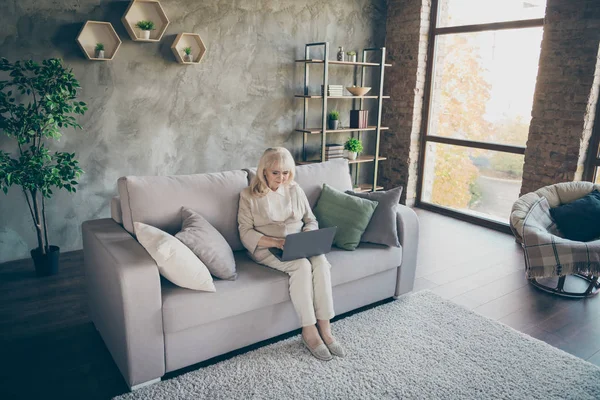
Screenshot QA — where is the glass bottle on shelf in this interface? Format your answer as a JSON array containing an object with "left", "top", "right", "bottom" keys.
[{"left": 337, "top": 46, "right": 345, "bottom": 61}]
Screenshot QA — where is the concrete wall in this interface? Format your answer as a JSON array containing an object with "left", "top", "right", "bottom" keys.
[{"left": 0, "top": 0, "right": 387, "bottom": 263}]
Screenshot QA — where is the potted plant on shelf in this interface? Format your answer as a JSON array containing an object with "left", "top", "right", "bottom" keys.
[
  {"left": 0, "top": 58, "right": 87, "bottom": 277},
  {"left": 347, "top": 50, "right": 357, "bottom": 63},
  {"left": 135, "top": 20, "right": 155, "bottom": 40},
  {"left": 95, "top": 43, "right": 105, "bottom": 59},
  {"left": 328, "top": 110, "right": 340, "bottom": 130},
  {"left": 344, "top": 138, "right": 363, "bottom": 161},
  {"left": 183, "top": 46, "right": 193, "bottom": 62}
]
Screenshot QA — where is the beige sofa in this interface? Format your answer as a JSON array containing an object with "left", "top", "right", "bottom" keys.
[{"left": 81, "top": 159, "right": 419, "bottom": 390}]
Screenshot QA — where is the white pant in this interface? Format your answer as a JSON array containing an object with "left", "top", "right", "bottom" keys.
[{"left": 260, "top": 254, "right": 335, "bottom": 327}]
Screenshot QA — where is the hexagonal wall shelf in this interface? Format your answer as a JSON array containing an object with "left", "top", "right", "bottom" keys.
[
  {"left": 122, "top": 0, "right": 169, "bottom": 42},
  {"left": 76, "top": 21, "right": 122, "bottom": 61},
  {"left": 171, "top": 33, "right": 206, "bottom": 64}
]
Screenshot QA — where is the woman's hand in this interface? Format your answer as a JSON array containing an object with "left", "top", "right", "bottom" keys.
[{"left": 257, "top": 235, "right": 286, "bottom": 249}]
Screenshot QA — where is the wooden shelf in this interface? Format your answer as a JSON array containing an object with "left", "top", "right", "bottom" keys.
[
  {"left": 295, "top": 95, "right": 390, "bottom": 99},
  {"left": 76, "top": 21, "right": 122, "bottom": 61},
  {"left": 349, "top": 155, "right": 387, "bottom": 164},
  {"left": 353, "top": 184, "right": 384, "bottom": 193},
  {"left": 122, "top": 0, "right": 170, "bottom": 42},
  {"left": 296, "top": 43, "right": 388, "bottom": 198},
  {"left": 296, "top": 59, "right": 392, "bottom": 67},
  {"left": 298, "top": 156, "right": 387, "bottom": 165},
  {"left": 171, "top": 33, "right": 206, "bottom": 64},
  {"left": 296, "top": 126, "right": 389, "bottom": 134}
]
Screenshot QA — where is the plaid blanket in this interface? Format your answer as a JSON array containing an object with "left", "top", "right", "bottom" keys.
[{"left": 522, "top": 197, "right": 600, "bottom": 278}]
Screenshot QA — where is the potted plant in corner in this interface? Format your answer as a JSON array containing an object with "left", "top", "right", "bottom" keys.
[
  {"left": 135, "top": 20, "right": 155, "bottom": 40},
  {"left": 183, "top": 46, "right": 193, "bottom": 62},
  {"left": 344, "top": 137, "right": 363, "bottom": 161},
  {"left": 328, "top": 110, "right": 340, "bottom": 130},
  {"left": 95, "top": 43, "right": 105, "bottom": 59},
  {"left": 0, "top": 58, "right": 87, "bottom": 277}
]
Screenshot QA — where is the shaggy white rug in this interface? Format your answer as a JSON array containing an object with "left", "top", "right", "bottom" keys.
[{"left": 114, "top": 291, "right": 600, "bottom": 400}]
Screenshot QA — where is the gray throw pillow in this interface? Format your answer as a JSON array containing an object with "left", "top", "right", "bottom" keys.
[
  {"left": 346, "top": 186, "right": 403, "bottom": 247},
  {"left": 175, "top": 207, "right": 237, "bottom": 280}
]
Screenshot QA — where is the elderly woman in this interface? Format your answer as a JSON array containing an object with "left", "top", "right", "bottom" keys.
[{"left": 238, "top": 147, "right": 345, "bottom": 361}]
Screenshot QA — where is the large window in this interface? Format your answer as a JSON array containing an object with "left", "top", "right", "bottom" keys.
[{"left": 418, "top": 0, "right": 546, "bottom": 227}]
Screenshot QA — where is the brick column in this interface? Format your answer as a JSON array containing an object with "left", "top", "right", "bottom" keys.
[
  {"left": 381, "top": 0, "right": 431, "bottom": 206},
  {"left": 521, "top": 0, "right": 600, "bottom": 194}
]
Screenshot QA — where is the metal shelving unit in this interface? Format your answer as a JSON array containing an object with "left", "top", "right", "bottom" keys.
[{"left": 295, "top": 41, "right": 389, "bottom": 192}]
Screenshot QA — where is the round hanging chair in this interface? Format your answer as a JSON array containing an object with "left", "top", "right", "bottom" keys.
[{"left": 510, "top": 181, "right": 600, "bottom": 298}]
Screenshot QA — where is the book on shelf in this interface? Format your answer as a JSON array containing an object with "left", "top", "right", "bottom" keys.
[
  {"left": 321, "top": 85, "right": 344, "bottom": 96},
  {"left": 325, "top": 144, "right": 344, "bottom": 161},
  {"left": 350, "top": 110, "right": 369, "bottom": 129}
]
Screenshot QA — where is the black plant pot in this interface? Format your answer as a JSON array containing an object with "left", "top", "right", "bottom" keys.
[{"left": 31, "top": 245, "right": 60, "bottom": 277}]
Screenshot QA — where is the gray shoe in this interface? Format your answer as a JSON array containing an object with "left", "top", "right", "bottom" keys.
[
  {"left": 302, "top": 336, "right": 333, "bottom": 361},
  {"left": 325, "top": 339, "right": 346, "bottom": 357}
]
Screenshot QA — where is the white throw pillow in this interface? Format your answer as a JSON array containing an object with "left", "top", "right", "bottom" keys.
[{"left": 134, "top": 222, "right": 216, "bottom": 292}]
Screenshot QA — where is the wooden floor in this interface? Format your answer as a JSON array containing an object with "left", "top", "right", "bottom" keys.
[
  {"left": 413, "top": 209, "right": 600, "bottom": 365},
  {"left": 0, "top": 209, "right": 598, "bottom": 399}
]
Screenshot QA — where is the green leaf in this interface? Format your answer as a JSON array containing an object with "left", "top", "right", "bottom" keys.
[{"left": 0, "top": 57, "right": 86, "bottom": 205}]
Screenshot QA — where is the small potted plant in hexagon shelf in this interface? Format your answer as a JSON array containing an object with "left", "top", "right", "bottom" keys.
[
  {"left": 135, "top": 20, "right": 155, "bottom": 40},
  {"left": 346, "top": 50, "right": 357, "bottom": 63},
  {"left": 95, "top": 43, "right": 105, "bottom": 59},
  {"left": 328, "top": 110, "right": 340, "bottom": 130},
  {"left": 183, "top": 47, "right": 193, "bottom": 62},
  {"left": 344, "top": 137, "right": 363, "bottom": 160}
]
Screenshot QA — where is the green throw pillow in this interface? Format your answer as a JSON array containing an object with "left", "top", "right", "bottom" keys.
[{"left": 313, "top": 184, "right": 378, "bottom": 250}]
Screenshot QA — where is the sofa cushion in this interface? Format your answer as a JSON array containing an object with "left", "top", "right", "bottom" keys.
[
  {"left": 175, "top": 208, "right": 237, "bottom": 280},
  {"left": 118, "top": 170, "right": 248, "bottom": 251},
  {"left": 327, "top": 243, "right": 402, "bottom": 287},
  {"left": 162, "top": 251, "right": 289, "bottom": 333},
  {"left": 161, "top": 244, "right": 401, "bottom": 333},
  {"left": 314, "top": 184, "right": 378, "bottom": 250},
  {"left": 294, "top": 159, "right": 353, "bottom": 209},
  {"left": 135, "top": 222, "right": 216, "bottom": 292},
  {"left": 243, "top": 159, "right": 353, "bottom": 209},
  {"left": 110, "top": 196, "right": 122, "bottom": 224},
  {"left": 346, "top": 186, "right": 403, "bottom": 247}
]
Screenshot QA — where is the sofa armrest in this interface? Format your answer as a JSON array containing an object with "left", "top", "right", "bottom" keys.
[
  {"left": 82, "top": 218, "right": 164, "bottom": 388},
  {"left": 395, "top": 205, "right": 419, "bottom": 297}
]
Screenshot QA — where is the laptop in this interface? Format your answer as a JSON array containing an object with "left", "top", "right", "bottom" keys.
[{"left": 269, "top": 227, "right": 337, "bottom": 262}]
